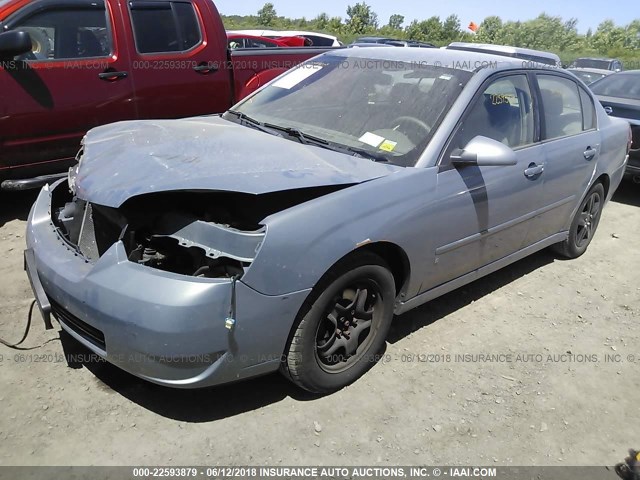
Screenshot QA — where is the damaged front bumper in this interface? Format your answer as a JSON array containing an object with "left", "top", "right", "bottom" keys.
[{"left": 25, "top": 180, "right": 311, "bottom": 388}]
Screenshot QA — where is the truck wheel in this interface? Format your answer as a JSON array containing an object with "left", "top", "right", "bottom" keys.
[
  {"left": 551, "top": 182, "right": 604, "bottom": 259},
  {"left": 19, "top": 27, "right": 52, "bottom": 59},
  {"left": 280, "top": 252, "right": 395, "bottom": 393}
]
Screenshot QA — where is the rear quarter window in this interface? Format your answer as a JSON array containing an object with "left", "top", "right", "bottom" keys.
[{"left": 579, "top": 87, "right": 596, "bottom": 130}]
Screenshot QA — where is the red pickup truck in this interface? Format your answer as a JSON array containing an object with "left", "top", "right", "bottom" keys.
[{"left": 0, "top": 0, "right": 332, "bottom": 189}]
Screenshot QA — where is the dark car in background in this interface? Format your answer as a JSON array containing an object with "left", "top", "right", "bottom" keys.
[
  {"left": 591, "top": 70, "right": 640, "bottom": 181},
  {"left": 572, "top": 57, "right": 623, "bottom": 72},
  {"left": 567, "top": 68, "right": 611, "bottom": 85}
]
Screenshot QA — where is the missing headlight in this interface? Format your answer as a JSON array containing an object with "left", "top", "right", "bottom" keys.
[
  {"left": 127, "top": 236, "right": 246, "bottom": 278},
  {"left": 123, "top": 211, "right": 265, "bottom": 279}
]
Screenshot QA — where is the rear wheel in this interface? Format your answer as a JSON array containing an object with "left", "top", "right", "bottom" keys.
[
  {"left": 280, "top": 252, "right": 395, "bottom": 393},
  {"left": 551, "top": 182, "right": 604, "bottom": 259}
]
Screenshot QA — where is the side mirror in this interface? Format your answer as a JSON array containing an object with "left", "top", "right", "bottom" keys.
[
  {"left": 0, "top": 30, "right": 33, "bottom": 60},
  {"left": 451, "top": 136, "right": 517, "bottom": 167}
]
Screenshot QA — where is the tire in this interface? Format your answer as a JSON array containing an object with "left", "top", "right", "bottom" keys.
[
  {"left": 551, "top": 182, "right": 605, "bottom": 259},
  {"left": 280, "top": 252, "right": 396, "bottom": 393},
  {"left": 19, "top": 27, "right": 52, "bottom": 59}
]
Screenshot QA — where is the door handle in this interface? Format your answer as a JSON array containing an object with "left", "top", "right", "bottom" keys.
[
  {"left": 583, "top": 147, "right": 597, "bottom": 160},
  {"left": 98, "top": 70, "right": 128, "bottom": 81},
  {"left": 193, "top": 62, "right": 219, "bottom": 74},
  {"left": 524, "top": 163, "right": 544, "bottom": 178}
]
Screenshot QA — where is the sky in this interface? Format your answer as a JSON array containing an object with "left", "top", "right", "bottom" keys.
[{"left": 213, "top": 0, "right": 636, "bottom": 33}]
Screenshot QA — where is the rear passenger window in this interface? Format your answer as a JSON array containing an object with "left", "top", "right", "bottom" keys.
[
  {"left": 579, "top": 87, "right": 596, "bottom": 130},
  {"left": 129, "top": 1, "right": 201, "bottom": 54},
  {"left": 538, "top": 75, "right": 583, "bottom": 139}
]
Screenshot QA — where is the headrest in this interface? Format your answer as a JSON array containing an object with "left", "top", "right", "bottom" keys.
[{"left": 540, "top": 89, "right": 563, "bottom": 116}]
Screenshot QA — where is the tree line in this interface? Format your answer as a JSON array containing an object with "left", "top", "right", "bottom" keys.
[{"left": 222, "top": 2, "right": 640, "bottom": 63}]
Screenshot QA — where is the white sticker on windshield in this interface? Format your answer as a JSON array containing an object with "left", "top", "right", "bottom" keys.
[
  {"left": 272, "top": 65, "right": 323, "bottom": 89},
  {"left": 358, "top": 132, "right": 385, "bottom": 148},
  {"left": 439, "top": 74, "right": 453, "bottom": 80}
]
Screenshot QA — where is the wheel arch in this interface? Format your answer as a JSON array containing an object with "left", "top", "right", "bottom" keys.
[
  {"left": 296, "top": 240, "right": 412, "bottom": 313},
  {"left": 354, "top": 241, "right": 411, "bottom": 299},
  {"left": 595, "top": 173, "right": 610, "bottom": 199}
]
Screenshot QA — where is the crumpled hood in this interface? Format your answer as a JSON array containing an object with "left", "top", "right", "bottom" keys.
[{"left": 75, "top": 116, "right": 401, "bottom": 207}]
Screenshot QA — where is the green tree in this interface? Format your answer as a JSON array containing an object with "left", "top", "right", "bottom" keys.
[
  {"left": 388, "top": 14, "right": 405, "bottom": 31},
  {"left": 328, "top": 16, "right": 344, "bottom": 35},
  {"left": 475, "top": 16, "right": 503, "bottom": 44},
  {"left": 591, "top": 20, "right": 626, "bottom": 53},
  {"left": 441, "top": 14, "right": 461, "bottom": 43},
  {"left": 257, "top": 2, "right": 277, "bottom": 27},
  {"left": 346, "top": 2, "right": 379, "bottom": 34},
  {"left": 405, "top": 16, "right": 443, "bottom": 43},
  {"left": 625, "top": 20, "right": 640, "bottom": 49},
  {"left": 559, "top": 18, "right": 580, "bottom": 52},
  {"left": 313, "top": 13, "right": 330, "bottom": 31},
  {"left": 405, "top": 20, "right": 424, "bottom": 41}
]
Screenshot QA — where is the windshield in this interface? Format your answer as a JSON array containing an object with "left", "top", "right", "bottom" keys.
[
  {"left": 591, "top": 74, "right": 640, "bottom": 100},
  {"left": 571, "top": 70, "right": 608, "bottom": 85},
  {"left": 227, "top": 54, "right": 473, "bottom": 166},
  {"left": 574, "top": 59, "right": 611, "bottom": 70}
]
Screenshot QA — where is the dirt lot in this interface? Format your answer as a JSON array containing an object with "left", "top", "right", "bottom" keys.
[{"left": 0, "top": 181, "right": 638, "bottom": 467}]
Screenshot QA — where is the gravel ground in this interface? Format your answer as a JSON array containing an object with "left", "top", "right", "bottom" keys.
[{"left": 0, "top": 180, "right": 638, "bottom": 467}]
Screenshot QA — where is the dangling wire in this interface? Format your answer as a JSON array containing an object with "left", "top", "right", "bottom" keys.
[{"left": 0, "top": 300, "right": 58, "bottom": 350}]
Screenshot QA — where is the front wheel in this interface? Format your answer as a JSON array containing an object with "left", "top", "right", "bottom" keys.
[
  {"left": 280, "top": 252, "right": 396, "bottom": 393},
  {"left": 551, "top": 182, "right": 605, "bottom": 259}
]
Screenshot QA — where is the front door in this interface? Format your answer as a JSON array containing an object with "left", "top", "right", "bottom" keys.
[
  {"left": 426, "top": 73, "right": 546, "bottom": 290},
  {"left": 0, "top": 0, "right": 135, "bottom": 179}
]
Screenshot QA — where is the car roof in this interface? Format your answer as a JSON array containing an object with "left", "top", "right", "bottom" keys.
[
  {"left": 348, "top": 43, "right": 395, "bottom": 48},
  {"left": 447, "top": 42, "right": 560, "bottom": 65},
  {"left": 356, "top": 36, "right": 396, "bottom": 42},
  {"left": 328, "top": 46, "right": 534, "bottom": 72}
]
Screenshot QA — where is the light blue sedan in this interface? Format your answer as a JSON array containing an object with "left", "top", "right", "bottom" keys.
[{"left": 25, "top": 47, "right": 631, "bottom": 393}]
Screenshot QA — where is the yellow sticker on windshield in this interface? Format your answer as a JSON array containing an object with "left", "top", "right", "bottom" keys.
[{"left": 379, "top": 140, "right": 397, "bottom": 152}]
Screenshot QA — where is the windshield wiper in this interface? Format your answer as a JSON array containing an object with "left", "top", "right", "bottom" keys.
[
  {"left": 342, "top": 146, "right": 389, "bottom": 163},
  {"left": 263, "top": 123, "right": 389, "bottom": 162},
  {"left": 227, "top": 110, "right": 276, "bottom": 135},
  {"left": 262, "top": 123, "right": 329, "bottom": 147},
  {"left": 228, "top": 112, "right": 388, "bottom": 162}
]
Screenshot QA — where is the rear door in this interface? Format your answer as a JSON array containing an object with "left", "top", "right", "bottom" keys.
[
  {"left": 0, "top": 0, "right": 135, "bottom": 179},
  {"left": 528, "top": 73, "right": 600, "bottom": 242},
  {"left": 123, "top": 0, "right": 232, "bottom": 119}
]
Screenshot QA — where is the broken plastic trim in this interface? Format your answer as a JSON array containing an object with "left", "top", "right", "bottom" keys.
[{"left": 152, "top": 212, "right": 265, "bottom": 263}]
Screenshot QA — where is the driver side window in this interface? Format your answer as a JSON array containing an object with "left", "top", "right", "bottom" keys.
[
  {"left": 10, "top": 3, "right": 110, "bottom": 60},
  {"left": 445, "top": 74, "right": 535, "bottom": 162}
]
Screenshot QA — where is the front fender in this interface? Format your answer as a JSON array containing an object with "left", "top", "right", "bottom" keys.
[{"left": 241, "top": 167, "right": 438, "bottom": 297}]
